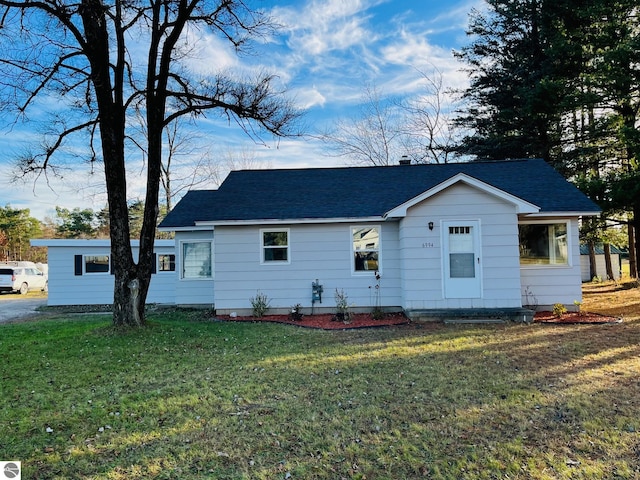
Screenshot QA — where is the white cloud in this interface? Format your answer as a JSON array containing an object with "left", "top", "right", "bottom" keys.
[{"left": 274, "top": 0, "right": 381, "bottom": 56}]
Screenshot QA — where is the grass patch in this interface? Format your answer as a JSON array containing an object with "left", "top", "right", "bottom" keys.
[{"left": 1, "top": 289, "right": 639, "bottom": 479}]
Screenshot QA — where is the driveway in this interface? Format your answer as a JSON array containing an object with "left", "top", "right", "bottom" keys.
[{"left": 0, "top": 294, "right": 47, "bottom": 323}]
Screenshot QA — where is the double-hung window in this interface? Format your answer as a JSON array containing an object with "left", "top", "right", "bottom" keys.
[
  {"left": 181, "top": 242, "right": 212, "bottom": 279},
  {"left": 352, "top": 226, "right": 380, "bottom": 273},
  {"left": 261, "top": 229, "right": 289, "bottom": 263},
  {"left": 519, "top": 222, "right": 569, "bottom": 265}
]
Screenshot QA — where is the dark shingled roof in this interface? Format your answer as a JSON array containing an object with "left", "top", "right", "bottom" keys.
[{"left": 159, "top": 158, "right": 600, "bottom": 228}]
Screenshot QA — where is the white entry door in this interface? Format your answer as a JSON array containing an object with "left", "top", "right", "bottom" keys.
[{"left": 443, "top": 221, "right": 482, "bottom": 299}]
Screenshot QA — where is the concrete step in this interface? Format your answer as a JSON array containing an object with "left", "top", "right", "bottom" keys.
[{"left": 407, "top": 308, "right": 534, "bottom": 324}]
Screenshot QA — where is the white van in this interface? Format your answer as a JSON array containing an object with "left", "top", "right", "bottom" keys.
[{"left": 0, "top": 265, "right": 48, "bottom": 294}]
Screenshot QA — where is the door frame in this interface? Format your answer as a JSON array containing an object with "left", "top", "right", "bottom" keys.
[{"left": 441, "top": 219, "right": 483, "bottom": 299}]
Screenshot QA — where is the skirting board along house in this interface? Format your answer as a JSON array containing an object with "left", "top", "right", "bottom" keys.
[
  {"left": 29, "top": 239, "right": 177, "bottom": 306},
  {"left": 154, "top": 158, "right": 600, "bottom": 319}
]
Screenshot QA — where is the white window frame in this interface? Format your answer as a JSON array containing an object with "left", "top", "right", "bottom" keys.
[
  {"left": 518, "top": 220, "right": 571, "bottom": 267},
  {"left": 180, "top": 241, "right": 213, "bottom": 280},
  {"left": 351, "top": 225, "right": 382, "bottom": 275},
  {"left": 260, "top": 228, "right": 290, "bottom": 264},
  {"left": 84, "top": 254, "right": 110, "bottom": 274}
]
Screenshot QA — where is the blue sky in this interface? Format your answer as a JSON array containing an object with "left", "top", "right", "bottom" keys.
[{"left": 0, "top": 0, "right": 482, "bottom": 220}]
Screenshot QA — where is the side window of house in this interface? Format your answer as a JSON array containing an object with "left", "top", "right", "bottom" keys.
[
  {"left": 181, "top": 242, "right": 212, "bottom": 279},
  {"left": 352, "top": 226, "right": 380, "bottom": 272},
  {"left": 84, "top": 255, "right": 110, "bottom": 274},
  {"left": 158, "top": 254, "right": 176, "bottom": 272},
  {"left": 519, "top": 223, "right": 569, "bottom": 265},
  {"left": 261, "top": 229, "right": 289, "bottom": 263}
]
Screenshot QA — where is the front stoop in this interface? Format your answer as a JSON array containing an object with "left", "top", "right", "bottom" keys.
[{"left": 406, "top": 308, "right": 534, "bottom": 324}]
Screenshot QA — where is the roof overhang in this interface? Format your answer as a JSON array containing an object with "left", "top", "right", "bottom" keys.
[
  {"left": 194, "top": 216, "right": 385, "bottom": 227},
  {"left": 520, "top": 211, "right": 601, "bottom": 218},
  {"left": 30, "top": 239, "right": 176, "bottom": 248},
  {"left": 383, "top": 173, "right": 540, "bottom": 219}
]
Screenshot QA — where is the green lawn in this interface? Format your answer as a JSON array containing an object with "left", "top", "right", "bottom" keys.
[{"left": 1, "top": 305, "right": 639, "bottom": 479}]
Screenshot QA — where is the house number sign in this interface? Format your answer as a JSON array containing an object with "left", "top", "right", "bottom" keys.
[{"left": 422, "top": 242, "right": 435, "bottom": 248}]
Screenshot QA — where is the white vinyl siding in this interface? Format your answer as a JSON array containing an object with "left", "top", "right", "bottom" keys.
[
  {"left": 214, "top": 224, "right": 401, "bottom": 314},
  {"left": 31, "top": 240, "right": 176, "bottom": 306},
  {"left": 399, "top": 183, "right": 522, "bottom": 310}
]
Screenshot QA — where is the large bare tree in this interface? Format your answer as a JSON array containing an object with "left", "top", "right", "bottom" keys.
[{"left": 0, "top": 0, "right": 300, "bottom": 327}]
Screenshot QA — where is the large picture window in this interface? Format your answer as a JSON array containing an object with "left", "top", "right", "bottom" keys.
[
  {"left": 519, "top": 223, "right": 568, "bottom": 265},
  {"left": 181, "top": 242, "right": 212, "bottom": 279},
  {"left": 352, "top": 226, "right": 380, "bottom": 272},
  {"left": 262, "top": 229, "right": 289, "bottom": 263}
]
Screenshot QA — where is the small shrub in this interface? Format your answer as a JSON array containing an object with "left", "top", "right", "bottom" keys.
[
  {"left": 250, "top": 291, "right": 270, "bottom": 318},
  {"left": 289, "top": 304, "right": 303, "bottom": 321},
  {"left": 552, "top": 303, "right": 567, "bottom": 318},
  {"left": 573, "top": 300, "right": 582, "bottom": 314},
  {"left": 334, "top": 289, "right": 351, "bottom": 323},
  {"left": 592, "top": 275, "right": 603, "bottom": 283},
  {"left": 371, "top": 306, "right": 385, "bottom": 320}
]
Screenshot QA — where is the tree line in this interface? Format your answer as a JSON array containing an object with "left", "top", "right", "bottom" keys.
[{"left": 0, "top": 203, "right": 170, "bottom": 263}]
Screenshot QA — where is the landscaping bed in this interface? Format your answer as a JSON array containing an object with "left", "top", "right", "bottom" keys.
[
  {"left": 216, "top": 312, "right": 410, "bottom": 329},
  {"left": 534, "top": 310, "right": 622, "bottom": 324}
]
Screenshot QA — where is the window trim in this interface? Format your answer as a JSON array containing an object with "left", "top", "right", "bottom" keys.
[
  {"left": 260, "top": 228, "right": 291, "bottom": 265},
  {"left": 351, "top": 225, "right": 382, "bottom": 275},
  {"left": 179, "top": 240, "right": 213, "bottom": 280},
  {"left": 518, "top": 220, "right": 571, "bottom": 268}
]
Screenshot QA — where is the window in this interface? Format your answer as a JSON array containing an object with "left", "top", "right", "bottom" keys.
[
  {"left": 352, "top": 226, "right": 380, "bottom": 272},
  {"left": 85, "top": 255, "right": 110, "bottom": 274},
  {"left": 262, "top": 229, "right": 289, "bottom": 263},
  {"left": 158, "top": 254, "right": 176, "bottom": 272},
  {"left": 448, "top": 226, "right": 475, "bottom": 278},
  {"left": 519, "top": 223, "right": 568, "bottom": 265},
  {"left": 181, "top": 242, "right": 212, "bottom": 279}
]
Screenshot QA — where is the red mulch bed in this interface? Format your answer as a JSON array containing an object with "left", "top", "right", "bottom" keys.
[
  {"left": 215, "top": 311, "right": 622, "bottom": 329},
  {"left": 533, "top": 311, "right": 622, "bottom": 324},
  {"left": 216, "top": 312, "right": 410, "bottom": 329}
]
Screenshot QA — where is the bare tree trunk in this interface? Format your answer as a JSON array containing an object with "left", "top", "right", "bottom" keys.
[{"left": 604, "top": 243, "right": 614, "bottom": 280}]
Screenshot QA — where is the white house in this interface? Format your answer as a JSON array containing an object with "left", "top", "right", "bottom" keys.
[
  {"left": 32, "top": 159, "right": 600, "bottom": 320},
  {"left": 156, "top": 158, "right": 599, "bottom": 319}
]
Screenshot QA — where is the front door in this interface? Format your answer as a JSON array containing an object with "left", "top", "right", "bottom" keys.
[{"left": 443, "top": 221, "right": 482, "bottom": 299}]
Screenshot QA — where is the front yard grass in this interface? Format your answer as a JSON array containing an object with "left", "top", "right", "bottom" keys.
[{"left": 1, "top": 283, "right": 639, "bottom": 479}]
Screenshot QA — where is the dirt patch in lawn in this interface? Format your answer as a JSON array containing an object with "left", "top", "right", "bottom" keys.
[{"left": 216, "top": 312, "right": 410, "bottom": 329}]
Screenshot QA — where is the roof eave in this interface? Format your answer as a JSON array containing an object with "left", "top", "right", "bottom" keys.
[
  {"left": 520, "top": 210, "right": 601, "bottom": 218},
  {"left": 194, "top": 216, "right": 386, "bottom": 227}
]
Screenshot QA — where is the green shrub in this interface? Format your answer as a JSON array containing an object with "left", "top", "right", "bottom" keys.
[
  {"left": 250, "top": 291, "right": 270, "bottom": 317},
  {"left": 552, "top": 303, "right": 567, "bottom": 318}
]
